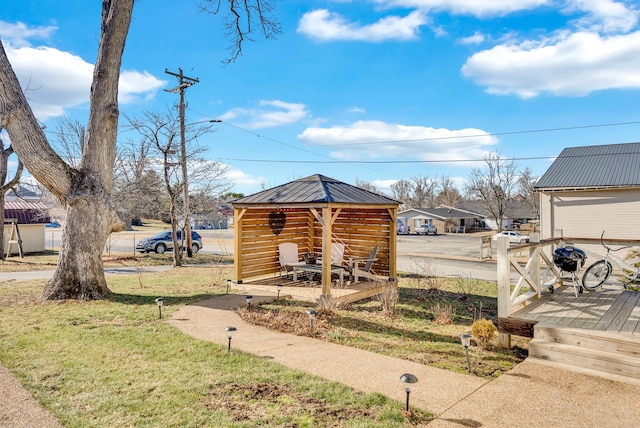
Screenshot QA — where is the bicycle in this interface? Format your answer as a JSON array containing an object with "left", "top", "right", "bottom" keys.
[{"left": 581, "top": 231, "right": 640, "bottom": 291}]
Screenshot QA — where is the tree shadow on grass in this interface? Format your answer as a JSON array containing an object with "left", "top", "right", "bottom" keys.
[
  {"left": 106, "top": 292, "right": 215, "bottom": 306},
  {"left": 329, "top": 315, "right": 461, "bottom": 345}
]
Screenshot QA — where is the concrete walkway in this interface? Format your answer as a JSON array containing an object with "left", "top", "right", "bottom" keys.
[{"left": 171, "top": 291, "right": 640, "bottom": 427}]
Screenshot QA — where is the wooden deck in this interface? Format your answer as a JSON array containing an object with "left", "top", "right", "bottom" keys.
[
  {"left": 233, "top": 274, "right": 390, "bottom": 304},
  {"left": 506, "top": 278, "right": 640, "bottom": 384},
  {"left": 510, "top": 282, "right": 640, "bottom": 338}
]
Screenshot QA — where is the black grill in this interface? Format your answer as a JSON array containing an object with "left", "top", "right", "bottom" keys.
[{"left": 553, "top": 247, "right": 586, "bottom": 272}]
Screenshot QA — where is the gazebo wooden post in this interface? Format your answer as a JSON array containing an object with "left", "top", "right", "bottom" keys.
[
  {"left": 321, "top": 206, "right": 332, "bottom": 300},
  {"left": 233, "top": 208, "right": 245, "bottom": 283},
  {"left": 389, "top": 208, "right": 397, "bottom": 278}
]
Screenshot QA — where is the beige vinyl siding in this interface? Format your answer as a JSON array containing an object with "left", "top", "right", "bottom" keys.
[
  {"left": 3, "top": 224, "right": 46, "bottom": 255},
  {"left": 539, "top": 188, "right": 640, "bottom": 240}
]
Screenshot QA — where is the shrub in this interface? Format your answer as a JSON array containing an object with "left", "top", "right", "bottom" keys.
[
  {"left": 411, "top": 258, "right": 444, "bottom": 290},
  {"left": 377, "top": 284, "right": 399, "bottom": 317},
  {"left": 431, "top": 302, "right": 454, "bottom": 325},
  {"left": 454, "top": 274, "right": 479, "bottom": 296},
  {"left": 471, "top": 318, "right": 497, "bottom": 349}
]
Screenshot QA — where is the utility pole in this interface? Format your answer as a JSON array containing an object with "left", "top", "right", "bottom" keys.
[{"left": 165, "top": 68, "right": 199, "bottom": 257}]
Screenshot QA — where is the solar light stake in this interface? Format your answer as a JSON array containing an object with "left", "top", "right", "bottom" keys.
[
  {"left": 226, "top": 279, "right": 231, "bottom": 294},
  {"left": 399, "top": 373, "right": 418, "bottom": 413},
  {"left": 225, "top": 326, "right": 237, "bottom": 353},
  {"left": 245, "top": 295, "right": 253, "bottom": 309},
  {"left": 155, "top": 298, "right": 164, "bottom": 319},
  {"left": 405, "top": 387, "right": 412, "bottom": 412},
  {"left": 460, "top": 333, "right": 472, "bottom": 373},
  {"left": 306, "top": 309, "right": 317, "bottom": 330},
  {"left": 276, "top": 284, "right": 283, "bottom": 301}
]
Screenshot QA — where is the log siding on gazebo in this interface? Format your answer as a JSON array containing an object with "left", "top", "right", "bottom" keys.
[{"left": 231, "top": 175, "right": 400, "bottom": 300}]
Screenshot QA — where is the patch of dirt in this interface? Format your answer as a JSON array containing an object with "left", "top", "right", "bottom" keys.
[{"left": 203, "top": 382, "right": 378, "bottom": 426}]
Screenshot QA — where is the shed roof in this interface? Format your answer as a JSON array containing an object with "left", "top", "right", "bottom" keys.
[
  {"left": 4, "top": 200, "right": 50, "bottom": 224},
  {"left": 232, "top": 174, "right": 400, "bottom": 206},
  {"left": 535, "top": 142, "right": 640, "bottom": 190}
]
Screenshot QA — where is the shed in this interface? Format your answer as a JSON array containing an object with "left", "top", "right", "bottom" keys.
[
  {"left": 535, "top": 142, "right": 640, "bottom": 240},
  {"left": 3, "top": 200, "right": 50, "bottom": 255},
  {"left": 231, "top": 174, "right": 401, "bottom": 299}
]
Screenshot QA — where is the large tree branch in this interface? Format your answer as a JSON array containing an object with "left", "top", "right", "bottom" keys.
[
  {"left": 0, "top": 40, "right": 74, "bottom": 199},
  {"left": 82, "top": 0, "right": 134, "bottom": 192}
]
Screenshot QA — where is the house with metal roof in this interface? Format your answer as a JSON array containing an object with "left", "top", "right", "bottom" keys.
[
  {"left": 231, "top": 174, "right": 400, "bottom": 302},
  {"left": 535, "top": 142, "right": 640, "bottom": 240}
]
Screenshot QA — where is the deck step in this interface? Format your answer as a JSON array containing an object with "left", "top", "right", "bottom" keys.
[
  {"left": 528, "top": 325, "right": 640, "bottom": 383},
  {"left": 534, "top": 325, "right": 640, "bottom": 358}
]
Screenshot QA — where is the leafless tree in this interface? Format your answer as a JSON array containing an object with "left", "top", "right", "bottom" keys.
[
  {"left": 113, "top": 137, "right": 165, "bottom": 226},
  {"left": 517, "top": 166, "right": 539, "bottom": 218},
  {"left": 53, "top": 117, "right": 85, "bottom": 168},
  {"left": 465, "top": 153, "right": 518, "bottom": 232},
  {"left": 354, "top": 178, "right": 385, "bottom": 196},
  {"left": 436, "top": 175, "right": 462, "bottom": 207},
  {"left": 0, "top": 129, "right": 23, "bottom": 260},
  {"left": 0, "top": 0, "right": 278, "bottom": 300},
  {"left": 126, "top": 109, "right": 228, "bottom": 265},
  {"left": 390, "top": 179, "right": 413, "bottom": 209},
  {"left": 412, "top": 176, "right": 438, "bottom": 208}
]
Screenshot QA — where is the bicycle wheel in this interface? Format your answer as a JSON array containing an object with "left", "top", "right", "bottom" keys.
[{"left": 582, "top": 260, "right": 612, "bottom": 291}]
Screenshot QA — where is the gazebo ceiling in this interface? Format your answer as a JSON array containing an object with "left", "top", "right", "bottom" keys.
[{"left": 232, "top": 174, "right": 400, "bottom": 206}]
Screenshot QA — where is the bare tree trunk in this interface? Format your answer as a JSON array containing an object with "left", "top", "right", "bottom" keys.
[
  {"left": 0, "top": 0, "right": 133, "bottom": 300},
  {"left": 42, "top": 197, "right": 114, "bottom": 299}
]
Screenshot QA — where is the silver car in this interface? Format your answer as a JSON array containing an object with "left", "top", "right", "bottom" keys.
[{"left": 136, "top": 230, "right": 202, "bottom": 254}]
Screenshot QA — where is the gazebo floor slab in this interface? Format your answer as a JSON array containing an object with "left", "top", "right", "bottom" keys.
[{"left": 233, "top": 275, "right": 392, "bottom": 304}]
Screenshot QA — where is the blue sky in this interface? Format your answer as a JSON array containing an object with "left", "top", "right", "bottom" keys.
[{"left": 2, "top": 0, "right": 640, "bottom": 196}]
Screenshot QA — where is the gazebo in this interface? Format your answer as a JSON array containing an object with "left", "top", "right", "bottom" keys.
[{"left": 231, "top": 174, "right": 400, "bottom": 301}]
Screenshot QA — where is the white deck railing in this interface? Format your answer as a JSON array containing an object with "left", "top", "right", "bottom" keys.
[{"left": 496, "top": 233, "right": 564, "bottom": 347}]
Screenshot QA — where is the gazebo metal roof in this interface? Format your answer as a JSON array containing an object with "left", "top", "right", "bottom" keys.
[{"left": 232, "top": 174, "right": 399, "bottom": 206}]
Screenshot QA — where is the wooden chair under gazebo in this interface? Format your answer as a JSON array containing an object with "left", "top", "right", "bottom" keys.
[{"left": 230, "top": 174, "right": 401, "bottom": 303}]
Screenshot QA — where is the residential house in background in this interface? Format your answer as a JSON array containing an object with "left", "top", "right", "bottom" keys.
[
  {"left": 456, "top": 199, "right": 539, "bottom": 231},
  {"left": 398, "top": 206, "right": 484, "bottom": 234},
  {"left": 535, "top": 142, "right": 640, "bottom": 240}
]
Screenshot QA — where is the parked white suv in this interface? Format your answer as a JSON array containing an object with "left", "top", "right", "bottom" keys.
[{"left": 415, "top": 224, "right": 437, "bottom": 235}]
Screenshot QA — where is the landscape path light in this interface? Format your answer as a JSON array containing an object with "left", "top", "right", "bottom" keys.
[
  {"left": 245, "top": 295, "right": 253, "bottom": 309},
  {"left": 306, "top": 309, "right": 317, "bottom": 330},
  {"left": 155, "top": 298, "right": 164, "bottom": 319},
  {"left": 399, "top": 373, "right": 418, "bottom": 413},
  {"left": 226, "top": 279, "right": 231, "bottom": 294},
  {"left": 460, "top": 333, "right": 472, "bottom": 373},
  {"left": 225, "top": 326, "right": 237, "bottom": 353},
  {"left": 276, "top": 284, "right": 283, "bottom": 301}
]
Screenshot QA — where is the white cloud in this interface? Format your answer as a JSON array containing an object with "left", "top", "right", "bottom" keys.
[
  {"left": 0, "top": 21, "right": 57, "bottom": 47},
  {"left": 462, "top": 30, "right": 640, "bottom": 98},
  {"left": 297, "top": 9, "right": 427, "bottom": 41},
  {"left": 219, "top": 100, "right": 309, "bottom": 128},
  {"left": 371, "top": 179, "right": 399, "bottom": 194},
  {"left": 1, "top": 21, "right": 165, "bottom": 121},
  {"left": 347, "top": 106, "right": 366, "bottom": 113},
  {"left": 119, "top": 70, "right": 165, "bottom": 103},
  {"left": 374, "top": 0, "right": 550, "bottom": 17},
  {"left": 297, "top": 120, "right": 497, "bottom": 162},
  {"left": 564, "top": 0, "right": 639, "bottom": 33},
  {"left": 458, "top": 32, "right": 486, "bottom": 45},
  {"left": 224, "top": 166, "right": 265, "bottom": 189}
]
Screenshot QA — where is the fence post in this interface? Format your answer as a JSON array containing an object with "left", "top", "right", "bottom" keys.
[
  {"left": 530, "top": 232, "right": 540, "bottom": 294},
  {"left": 497, "top": 236, "right": 511, "bottom": 348}
]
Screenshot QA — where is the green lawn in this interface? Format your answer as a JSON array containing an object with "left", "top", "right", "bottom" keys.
[{"left": 0, "top": 266, "right": 431, "bottom": 427}]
